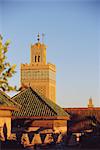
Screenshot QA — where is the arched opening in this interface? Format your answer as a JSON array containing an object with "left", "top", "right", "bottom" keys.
[
  {"left": 38, "top": 56, "right": 40, "bottom": 62},
  {"left": 35, "top": 56, "right": 37, "bottom": 62}
]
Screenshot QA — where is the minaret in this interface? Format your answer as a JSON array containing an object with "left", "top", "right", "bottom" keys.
[
  {"left": 20, "top": 34, "right": 56, "bottom": 103},
  {"left": 88, "top": 97, "right": 94, "bottom": 108},
  {"left": 30, "top": 33, "right": 46, "bottom": 64}
]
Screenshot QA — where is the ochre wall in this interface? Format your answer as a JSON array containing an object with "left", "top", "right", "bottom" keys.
[
  {"left": 53, "top": 120, "right": 67, "bottom": 134},
  {"left": 0, "top": 110, "right": 11, "bottom": 140},
  {"left": 21, "top": 63, "right": 56, "bottom": 103},
  {"left": 28, "top": 120, "right": 67, "bottom": 134}
]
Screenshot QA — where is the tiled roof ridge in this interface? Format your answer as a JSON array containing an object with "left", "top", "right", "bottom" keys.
[
  {"left": 29, "top": 87, "right": 57, "bottom": 116},
  {"left": 10, "top": 98, "right": 21, "bottom": 108},
  {"left": 0, "top": 90, "right": 11, "bottom": 99},
  {"left": 11, "top": 89, "right": 28, "bottom": 99},
  {"left": 0, "top": 90, "right": 17, "bottom": 106},
  {"left": 32, "top": 87, "right": 69, "bottom": 117}
]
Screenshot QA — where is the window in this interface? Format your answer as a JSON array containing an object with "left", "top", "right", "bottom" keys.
[
  {"left": 38, "top": 56, "right": 40, "bottom": 62},
  {"left": 35, "top": 56, "right": 37, "bottom": 62}
]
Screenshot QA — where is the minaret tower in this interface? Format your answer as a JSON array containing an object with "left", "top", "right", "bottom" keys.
[
  {"left": 30, "top": 33, "right": 46, "bottom": 64},
  {"left": 20, "top": 34, "right": 56, "bottom": 103},
  {"left": 88, "top": 97, "right": 94, "bottom": 108}
]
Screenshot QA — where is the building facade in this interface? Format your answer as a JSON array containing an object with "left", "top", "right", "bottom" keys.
[
  {"left": 12, "top": 87, "right": 70, "bottom": 146},
  {"left": 20, "top": 34, "right": 56, "bottom": 103},
  {"left": 64, "top": 98, "right": 100, "bottom": 133},
  {"left": 0, "top": 90, "right": 19, "bottom": 140}
]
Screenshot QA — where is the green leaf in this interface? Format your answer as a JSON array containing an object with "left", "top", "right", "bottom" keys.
[{"left": 0, "top": 35, "right": 17, "bottom": 91}]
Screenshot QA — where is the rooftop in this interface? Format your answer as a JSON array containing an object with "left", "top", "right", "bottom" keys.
[
  {"left": 12, "top": 87, "right": 70, "bottom": 120},
  {"left": 0, "top": 90, "right": 19, "bottom": 111}
]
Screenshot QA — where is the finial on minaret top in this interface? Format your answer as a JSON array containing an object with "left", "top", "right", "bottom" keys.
[
  {"left": 88, "top": 97, "right": 94, "bottom": 108},
  {"left": 42, "top": 33, "right": 45, "bottom": 43},
  {"left": 37, "top": 33, "right": 40, "bottom": 42}
]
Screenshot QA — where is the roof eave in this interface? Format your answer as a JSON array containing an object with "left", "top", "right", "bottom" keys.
[
  {"left": 0, "top": 106, "right": 19, "bottom": 111},
  {"left": 56, "top": 116, "right": 70, "bottom": 120},
  {"left": 12, "top": 115, "right": 70, "bottom": 120}
]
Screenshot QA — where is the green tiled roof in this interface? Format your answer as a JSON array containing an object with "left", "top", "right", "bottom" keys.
[
  {"left": 0, "top": 90, "right": 19, "bottom": 107},
  {"left": 12, "top": 87, "right": 69, "bottom": 118}
]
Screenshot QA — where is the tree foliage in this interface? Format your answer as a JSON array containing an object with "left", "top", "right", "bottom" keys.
[{"left": 0, "top": 35, "right": 16, "bottom": 91}]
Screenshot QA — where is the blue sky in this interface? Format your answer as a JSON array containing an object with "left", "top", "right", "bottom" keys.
[{"left": 0, "top": 0, "right": 100, "bottom": 107}]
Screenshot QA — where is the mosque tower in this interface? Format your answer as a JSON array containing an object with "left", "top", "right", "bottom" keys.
[
  {"left": 88, "top": 97, "right": 94, "bottom": 108},
  {"left": 20, "top": 34, "right": 56, "bottom": 103}
]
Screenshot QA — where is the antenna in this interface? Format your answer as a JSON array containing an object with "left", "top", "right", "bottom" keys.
[{"left": 42, "top": 33, "right": 45, "bottom": 43}]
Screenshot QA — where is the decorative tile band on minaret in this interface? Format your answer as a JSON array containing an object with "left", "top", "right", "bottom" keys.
[{"left": 20, "top": 34, "right": 56, "bottom": 103}]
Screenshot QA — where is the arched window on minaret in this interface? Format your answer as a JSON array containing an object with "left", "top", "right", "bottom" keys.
[
  {"left": 38, "top": 56, "right": 40, "bottom": 62},
  {"left": 35, "top": 56, "right": 37, "bottom": 62}
]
